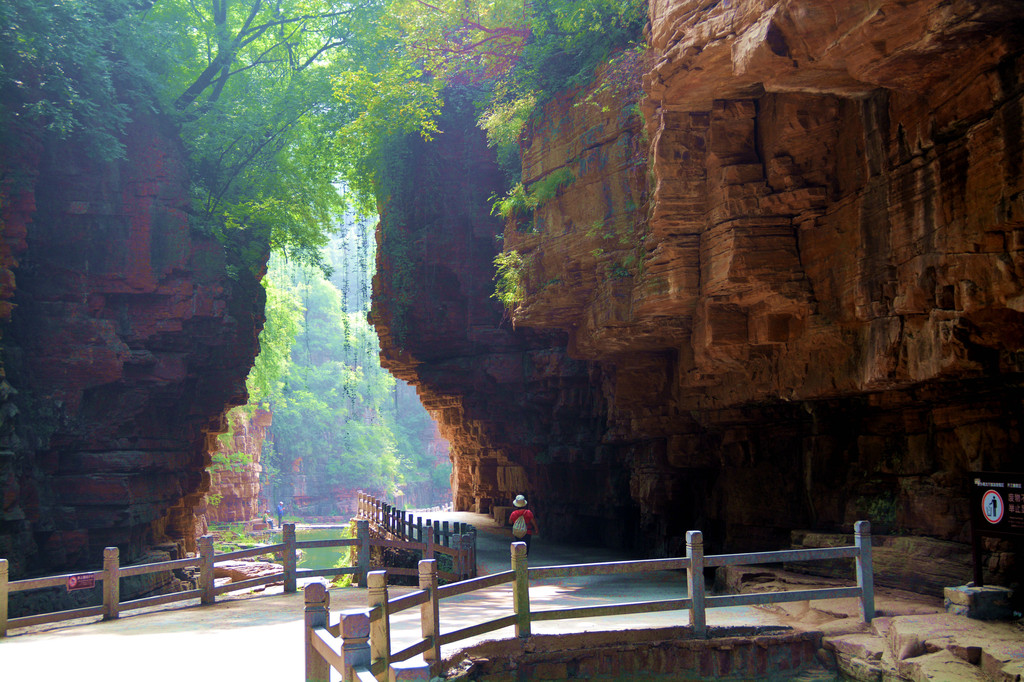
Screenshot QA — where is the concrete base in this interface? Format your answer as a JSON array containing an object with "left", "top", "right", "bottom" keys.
[
  {"left": 943, "top": 585, "right": 1014, "bottom": 620},
  {"left": 491, "top": 506, "right": 513, "bottom": 526}
]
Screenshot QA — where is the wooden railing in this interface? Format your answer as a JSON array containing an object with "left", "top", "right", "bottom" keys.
[
  {"left": 357, "top": 493, "right": 476, "bottom": 579},
  {"left": 0, "top": 516, "right": 476, "bottom": 637},
  {"left": 304, "top": 521, "right": 876, "bottom": 682}
]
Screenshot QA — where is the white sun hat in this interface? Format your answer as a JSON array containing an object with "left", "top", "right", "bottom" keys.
[{"left": 513, "top": 495, "right": 527, "bottom": 507}]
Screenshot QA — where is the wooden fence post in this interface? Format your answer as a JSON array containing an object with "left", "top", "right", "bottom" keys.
[
  {"left": 199, "top": 534, "right": 215, "bottom": 605},
  {"left": 459, "top": 534, "right": 472, "bottom": 579},
  {"left": 512, "top": 542, "right": 531, "bottom": 638},
  {"left": 442, "top": 521, "right": 450, "bottom": 548},
  {"left": 304, "top": 582, "right": 330, "bottom": 682},
  {"left": 855, "top": 520, "right": 875, "bottom": 623},
  {"left": 357, "top": 519, "right": 370, "bottom": 588},
  {"left": 418, "top": 559, "right": 440, "bottom": 668},
  {"left": 1, "top": 558, "right": 8, "bottom": 637},
  {"left": 340, "top": 610, "right": 372, "bottom": 682},
  {"left": 368, "top": 570, "right": 390, "bottom": 681},
  {"left": 424, "top": 523, "right": 435, "bottom": 561},
  {"left": 469, "top": 528, "right": 478, "bottom": 578},
  {"left": 416, "top": 517, "right": 423, "bottom": 544},
  {"left": 103, "top": 547, "right": 119, "bottom": 621},
  {"left": 284, "top": 523, "right": 297, "bottom": 593},
  {"left": 686, "top": 530, "right": 706, "bottom": 638}
]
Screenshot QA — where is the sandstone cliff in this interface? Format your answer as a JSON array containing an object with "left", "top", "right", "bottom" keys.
[
  {"left": 373, "top": 0, "right": 1024, "bottom": 591},
  {"left": 198, "top": 408, "right": 272, "bottom": 525},
  {"left": 0, "top": 113, "right": 265, "bottom": 578}
]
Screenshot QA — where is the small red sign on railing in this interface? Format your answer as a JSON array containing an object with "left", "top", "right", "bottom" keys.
[{"left": 67, "top": 573, "right": 96, "bottom": 591}]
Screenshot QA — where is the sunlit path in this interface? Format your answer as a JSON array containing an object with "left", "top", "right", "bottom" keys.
[{"left": 3, "top": 512, "right": 779, "bottom": 682}]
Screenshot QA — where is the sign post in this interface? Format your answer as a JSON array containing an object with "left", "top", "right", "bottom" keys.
[{"left": 969, "top": 472, "right": 1024, "bottom": 586}]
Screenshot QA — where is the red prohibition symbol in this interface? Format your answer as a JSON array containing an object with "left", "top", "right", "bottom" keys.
[{"left": 981, "top": 489, "right": 1004, "bottom": 524}]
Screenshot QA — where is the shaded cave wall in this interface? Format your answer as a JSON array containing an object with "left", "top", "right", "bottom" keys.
[
  {"left": 373, "top": 1, "right": 1024, "bottom": 590},
  {"left": 369, "top": 92, "right": 628, "bottom": 539},
  {"left": 0, "top": 112, "right": 265, "bottom": 579}
]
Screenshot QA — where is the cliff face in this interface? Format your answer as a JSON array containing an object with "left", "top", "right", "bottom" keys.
[
  {"left": 373, "top": 0, "right": 1024, "bottom": 588},
  {"left": 199, "top": 408, "right": 271, "bottom": 525},
  {"left": 370, "top": 97, "right": 617, "bottom": 529},
  {"left": 0, "top": 113, "right": 264, "bottom": 578}
]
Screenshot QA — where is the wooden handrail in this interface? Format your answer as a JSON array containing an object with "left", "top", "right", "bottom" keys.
[
  {"left": 1, "top": 513, "right": 469, "bottom": 637},
  {"left": 305, "top": 521, "right": 877, "bottom": 682},
  {"left": 530, "top": 556, "right": 689, "bottom": 579}
]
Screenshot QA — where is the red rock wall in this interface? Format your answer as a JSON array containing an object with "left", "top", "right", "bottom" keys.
[
  {"left": 198, "top": 408, "right": 271, "bottom": 525},
  {"left": 370, "top": 99, "right": 623, "bottom": 526},
  {"left": 373, "top": 1, "right": 1024, "bottom": 586},
  {"left": 0, "top": 113, "right": 265, "bottom": 578}
]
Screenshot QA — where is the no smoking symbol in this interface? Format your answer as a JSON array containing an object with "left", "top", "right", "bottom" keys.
[{"left": 982, "top": 490, "right": 1004, "bottom": 524}]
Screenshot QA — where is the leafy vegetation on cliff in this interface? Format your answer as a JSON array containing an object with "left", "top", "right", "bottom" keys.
[{"left": 1, "top": 0, "right": 646, "bottom": 262}]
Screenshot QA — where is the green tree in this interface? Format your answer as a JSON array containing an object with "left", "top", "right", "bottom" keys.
[
  {"left": 123, "top": 0, "right": 390, "bottom": 270},
  {"left": 254, "top": 221, "right": 451, "bottom": 512},
  {"left": 0, "top": 0, "right": 139, "bottom": 163}
]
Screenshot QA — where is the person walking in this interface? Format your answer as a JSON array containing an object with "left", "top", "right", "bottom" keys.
[
  {"left": 508, "top": 495, "right": 539, "bottom": 555},
  {"left": 276, "top": 500, "right": 285, "bottom": 528}
]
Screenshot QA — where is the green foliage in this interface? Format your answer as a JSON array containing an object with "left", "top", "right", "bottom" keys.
[
  {"left": 123, "top": 0, "right": 392, "bottom": 272},
  {"left": 247, "top": 277, "right": 304, "bottom": 405},
  {"left": 491, "top": 168, "right": 574, "bottom": 221},
  {"left": 857, "top": 494, "right": 898, "bottom": 528},
  {"left": 0, "top": 0, "right": 136, "bottom": 162},
  {"left": 211, "top": 450, "right": 251, "bottom": 473},
  {"left": 477, "top": 90, "right": 536, "bottom": 178},
  {"left": 246, "top": 220, "right": 451, "bottom": 510},
  {"left": 349, "top": 0, "right": 646, "bottom": 213},
  {"left": 492, "top": 249, "right": 525, "bottom": 311}
]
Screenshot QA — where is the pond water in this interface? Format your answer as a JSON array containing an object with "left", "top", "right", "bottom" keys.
[{"left": 265, "top": 526, "right": 353, "bottom": 569}]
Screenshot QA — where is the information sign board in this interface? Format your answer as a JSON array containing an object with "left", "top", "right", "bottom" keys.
[
  {"left": 969, "top": 472, "right": 1024, "bottom": 585},
  {"left": 67, "top": 573, "right": 96, "bottom": 591}
]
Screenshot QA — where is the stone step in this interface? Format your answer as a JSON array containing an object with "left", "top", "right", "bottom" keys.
[
  {"left": 824, "top": 613, "right": 1024, "bottom": 682},
  {"left": 823, "top": 632, "right": 889, "bottom": 681},
  {"left": 894, "top": 649, "right": 990, "bottom": 682},
  {"left": 885, "top": 614, "right": 1024, "bottom": 682}
]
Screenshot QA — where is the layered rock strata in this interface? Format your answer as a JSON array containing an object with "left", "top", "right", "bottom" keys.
[
  {"left": 199, "top": 408, "right": 271, "bottom": 525},
  {"left": 0, "top": 113, "right": 264, "bottom": 579},
  {"left": 373, "top": 0, "right": 1024, "bottom": 590}
]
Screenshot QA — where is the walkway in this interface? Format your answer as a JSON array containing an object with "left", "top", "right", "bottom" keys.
[{"left": 0, "top": 512, "right": 784, "bottom": 681}]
